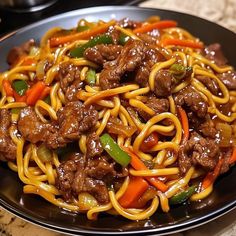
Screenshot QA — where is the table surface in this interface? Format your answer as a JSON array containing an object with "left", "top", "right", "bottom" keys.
[{"left": 1, "top": 0, "right": 236, "bottom": 235}]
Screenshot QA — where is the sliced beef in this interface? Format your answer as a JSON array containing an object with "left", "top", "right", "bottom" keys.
[
  {"left": 199, "top": 118, "right": 218, "bottom": 139},
  {"left": 203, "top": 43, "right": 228, "bottom": 66},
  {"left": 84, "top": 44, "right": 122, "bottom": 65},
  {"left": 18, "top": 102, "right": 98, "bottom": 149},
  {"left": 137, "top": 96, "right": 169, "bottom": 121},
  {"left": 196, "top": 75, "right": 220, "bottom": 95},
  {"left": 220, "top": 148, "right": 232, "bottom": 174},
  {"left": 218, "top": 71, "right": 236, "bottom": 90},
  {"left": 86, "top": 132, "right": 103, "bottom": 158},
  {"left": 99, "top": 39, "right": 146, "bottom": 89},
  {"left": 56, "top": 153, "right": 127, "bottom": 204},
  {"left": 7, "top": 39, "right": 35, "bottom": 66},
  {"left": 135, "top": 46, "right": 166, "bottom": 87},
  {"left": 174, "top": 86, "right": 208, "bottom": 118},
  {"left": 178, "top": 132, "right": 219, "bottom": 174},
  {"left": 0, "top": 109, "right": 16, "bottom": 161},
  {"left": 56, "top": 62, "right": 84, "bottom": 102}
]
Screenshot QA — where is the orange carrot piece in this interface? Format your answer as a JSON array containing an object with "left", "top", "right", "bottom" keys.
[
  {"left": 177, "top": 107, "right": 189, "bottom": 143},
  {"left": 161, "top": 38, "right": 204, "bottom": 49},
  {"left": 2, "top": 80, "right": 14, "bottom": 97},
  {"left": 21, "top": 57, "right": 36, "bottom": 66},
  {"left": 133, "top": 20, "right": 177, "bottom": 34},
  {"left": 140, "top": 132, "right": 159, "bottom": 152},
  {"left": 119, "top": 176, "right": 149, "bottom": 208},
  {"left": 229, "top": 147, "right": 236, "bottom": 164},
  {"left": 13, "top": 91, "right": 27, "bottom": 102},
  {"left": 123, "top": 147, "right": 168, "bottom": 192},
  {"left": 50, "top": 20, "right": 116, "bottom": 47},
  {"left": 39, "top": 86, "right": 51, "bottom": 100},
  {"left": 202, "top": 158, "right": 223, "bottom": 190},
  {"left": 26, "top": 81, "right": 47, "bottom": 106}
]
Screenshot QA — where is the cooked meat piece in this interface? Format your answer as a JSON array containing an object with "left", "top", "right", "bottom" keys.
[
  {"left": 0, "top": 109, "right": 16, "bottom": 161},
  {"left": 174, "top": 86, "right": 208, "bottom": 118},
  {"left": 220, "top": 148, "right": 232, "bottom": 174},
  {"left": 99, "top": 39, "right": 145, "bottom": 89},
  {"left": 199, "top": 118, "right": 218, "bottom": 138},
  {"left": 86, "top": 132, "right": 103, "bottom": 158},
  {"left": 138, "top": 96, "right": 169, "bottom": 121},
  {"left": 56, "top": 62, "right": 84, "bottom": 102},
  {"left": 154, "top": 69, "right": 175, "bottom": 97},
  {"left": 135, "top": 46, "right": 166, "bottom": 87},
  {"left": 196, "top": 75, "right": 220, "bottom": 95},
  {"left": 56, "top": 153, "right": 127, "bottom": 203},
  {"left": 203, "top": 43, "right": 228, "bottom": 66},
  {"left": 107, "top": 27, "right": 120, "bottom": 44},
  {"left": 18, "top": 107, "right": 52, "bottom": 144},
  {"left": 218, "top": 71, "right": 236, "bottom": 90},
  {"left": 138, "top": 34, "right": 158, "bottom": 44},
  {"left": 118, "top": 18, "right": 141, "bottom": 29},
  {"left": 7, "top": 39, "right": 35, "bottom": 66},
  {"left": 178, "top": 132, "right": 219, "bottom": 174},
  {"left": 57, "top": 101, "right": 98, "bottom": 139},
  {"left": 84, "top": 44, "right": 122, "bottom": 65}
]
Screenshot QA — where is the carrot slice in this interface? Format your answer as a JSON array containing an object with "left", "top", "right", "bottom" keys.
[
  {"left": 133, "top": 20, "right": 177, "bottom": 34},
  {"left": 161, "top": 38, "right": 204, "bottom": 49},
  {"left": 2, "top": 80, "right": 14, "bottom": 97},
  {"left": 119, "top": 176, "right": 149, "bottom": 208},
  {"left": 202, "top": 158, "right": 223, "bottom": 190},
  {"left": 123, "top": 147, "right": 168, "bottom": 192},
  {"left": 39, "top": 86, "right": 51, "bottom": 100},
  {"left": 229, "top": 147, "right": 236, "bottom": 164},
  {"left": 177, "top": 107, "right": 189, "bottom": 143},
  {"left": 26, "top": 81, "right": 47, "bottom": 106},
  {"left": 140, "top": 132, "right": 159, "bottom": 152},
  {"left": 50, "top": 20, "right": 116, "bottom": 47},
  {"left": 13, "top": 91, "right": 27, "bottom": 102}
]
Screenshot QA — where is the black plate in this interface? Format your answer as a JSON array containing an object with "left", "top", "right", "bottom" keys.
[{"left": 0, "top": 6, "right": 236, "bottom": 235}]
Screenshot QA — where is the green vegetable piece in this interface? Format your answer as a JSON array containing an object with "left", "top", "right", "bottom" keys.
[
  {"left": 169, "top": 185, "right": 197, "bottom": 205},
  {"left": 44, "top": 95, "right": 51, "bottom": 105},
  {"left": 169, "top": 63, "right": 192, "bottom": 80},
  {"left": 37, "top": 144, "right": 52, "bottom": 163},
  {"left": 12, "top": 80, "right": 28, "bottom": 96},
  {"left": 100, "top": 133, "right": 131, "bottom": 167},
  {"left": 77, "top": 25, "right": 90, "bottom": 32},
  {"left": 70, "top": 34, "right": 113, "bottom": 58},
  {"left": 119, "top": 33, "right": 130, "bottom": 45},
  {"left": 11, "top": 108, "right": 21, "bottom": 114},
  {"left": 86, "top": 69, "right": 96, "bottom": 85}
]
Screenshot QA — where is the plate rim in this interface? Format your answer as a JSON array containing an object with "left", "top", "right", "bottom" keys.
[{"left": 0, "top": 5, "right": 236, "bottom": 235}]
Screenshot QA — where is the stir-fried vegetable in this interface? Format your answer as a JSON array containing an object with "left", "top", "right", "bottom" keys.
[
  {"left": 70, "top": 34, "right": 113, "bottom": 58},
  {"left": 100, "top": 133, "right": 131, "bottom": 167},
  {"left": 170, "top": 64, "right": 192, "bottom": 80},
  {"left": 169, "top": 185, "right": 197, "bottom": 205},
  {"left": 2, "top": 80, "right": 14, "bottom": 97},
  {"left": 119, "top": 32, "right": 130, "bottom": 46},
  {"left": 216, "top": 123, "right": 232, "bottom": 147},
  {"left": 77, "top": 25, "right": 90, "bottom": 32},
  {"left": 229, "top": 147, "right": 236, "bottom": 164},
  {"left": 123, "top": 147, "right": 168, "bottom": 192},
  {"left": 140, "top": 132, "right": 159, "bottom": 152},
  {"left": 85, "top": 69, "right": 97, "bottom": 85},
  {"left": 161, "top": 38, "right": 204, "bottom": 49},
  {"left": 119, "top": 176, "right": 149, "bottom": 208},
  {"left": 178, "top": 107, "right": 189, "bottom": 143},
  {"left": 37, "top": 144, "right": 52, "bottom": 162},
  {"left": 11, "top": 108, "right": 21, "bottom": 114},
  {"left": 78, "top": 192, "right": 98, "bottom": 211},
  {"left": 133, "top": 20, "right": 177, "bottom": 34},
  {"left": 12, "top": 80, "right": 28, "bottom": 96}
]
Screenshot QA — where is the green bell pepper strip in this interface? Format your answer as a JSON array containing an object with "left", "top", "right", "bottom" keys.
[
  {"left": 11, "top": 108, "right": 21, "bottom": 114},
  {"left": 169, "top": 185, "right": 197, "bottom": 205},
  {"left": 86, "top": 69, "right": 96, "bottom": 85},
  {"left": 169, "top": 63, "right": 192, "bottom": 80},
  {"left": 70, "top": 34, "right": 113, "bottom": 58},
  {"left": 44, "top": 95, "right": 51, "bottom": 105},
  {"left": 12, "top": 80, "right": 28, "bottom": 96},
  {"left": 100, "top": 133, "right": 131, "bottom": 167},
  {"left": 119, "top": 33, "right": 130, "bottom": 46}
]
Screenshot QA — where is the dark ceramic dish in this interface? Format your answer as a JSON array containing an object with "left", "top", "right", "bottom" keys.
[{"left": 0, "top": 6, "right": 236, "bottom": 235}]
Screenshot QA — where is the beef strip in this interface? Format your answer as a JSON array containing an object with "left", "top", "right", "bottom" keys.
[
  {"left": 203, "top": 43, "right": 228, "bottom": 66},
  {"left": 218, "top": 71, "right": 236, "bottom": 90},
  {"left": 196, "top": 75, "right": 220, "bottom": 95},
  {"left": 18, "top": 101, "right": 98, "bottom": 149},
  {"left": 56, "top": 152, "right": 127, "bottom": 203},
  {"left": 178, "top": 132, "right": 219, "bottom": 174},
  {"left": 86, "top": 132, "right": 103, "bottom": 158},
  {"left": 0, "top": 109, "right": 16, "bottom": 161},
  {"left": 137, "top": 96, "right": 169, "bottom": 121},
  {"left": 99, "top": 39, "right": 146, "bottom": 90},
  {"left": 135, "top": 46, "right": 166, "bottom": 87},
  {"left": 220, "top": 148, "right": 233, "bottom": 174},
  {"left": 174, "top": 86, "right": 208, "bottom": 118},
  {"left": 56, "top": 62, "right": 84, "bottom": 102},
  {"left": 7, "top": 39, "right": 35, "bottom": 66},
  {"left": 84, "top": 44, "right": 122, "bottom": 65}
]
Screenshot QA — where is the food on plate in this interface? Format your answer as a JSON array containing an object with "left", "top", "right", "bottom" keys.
[{"left": 1, "top": 16, "right": 236, "bottom": 220}]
